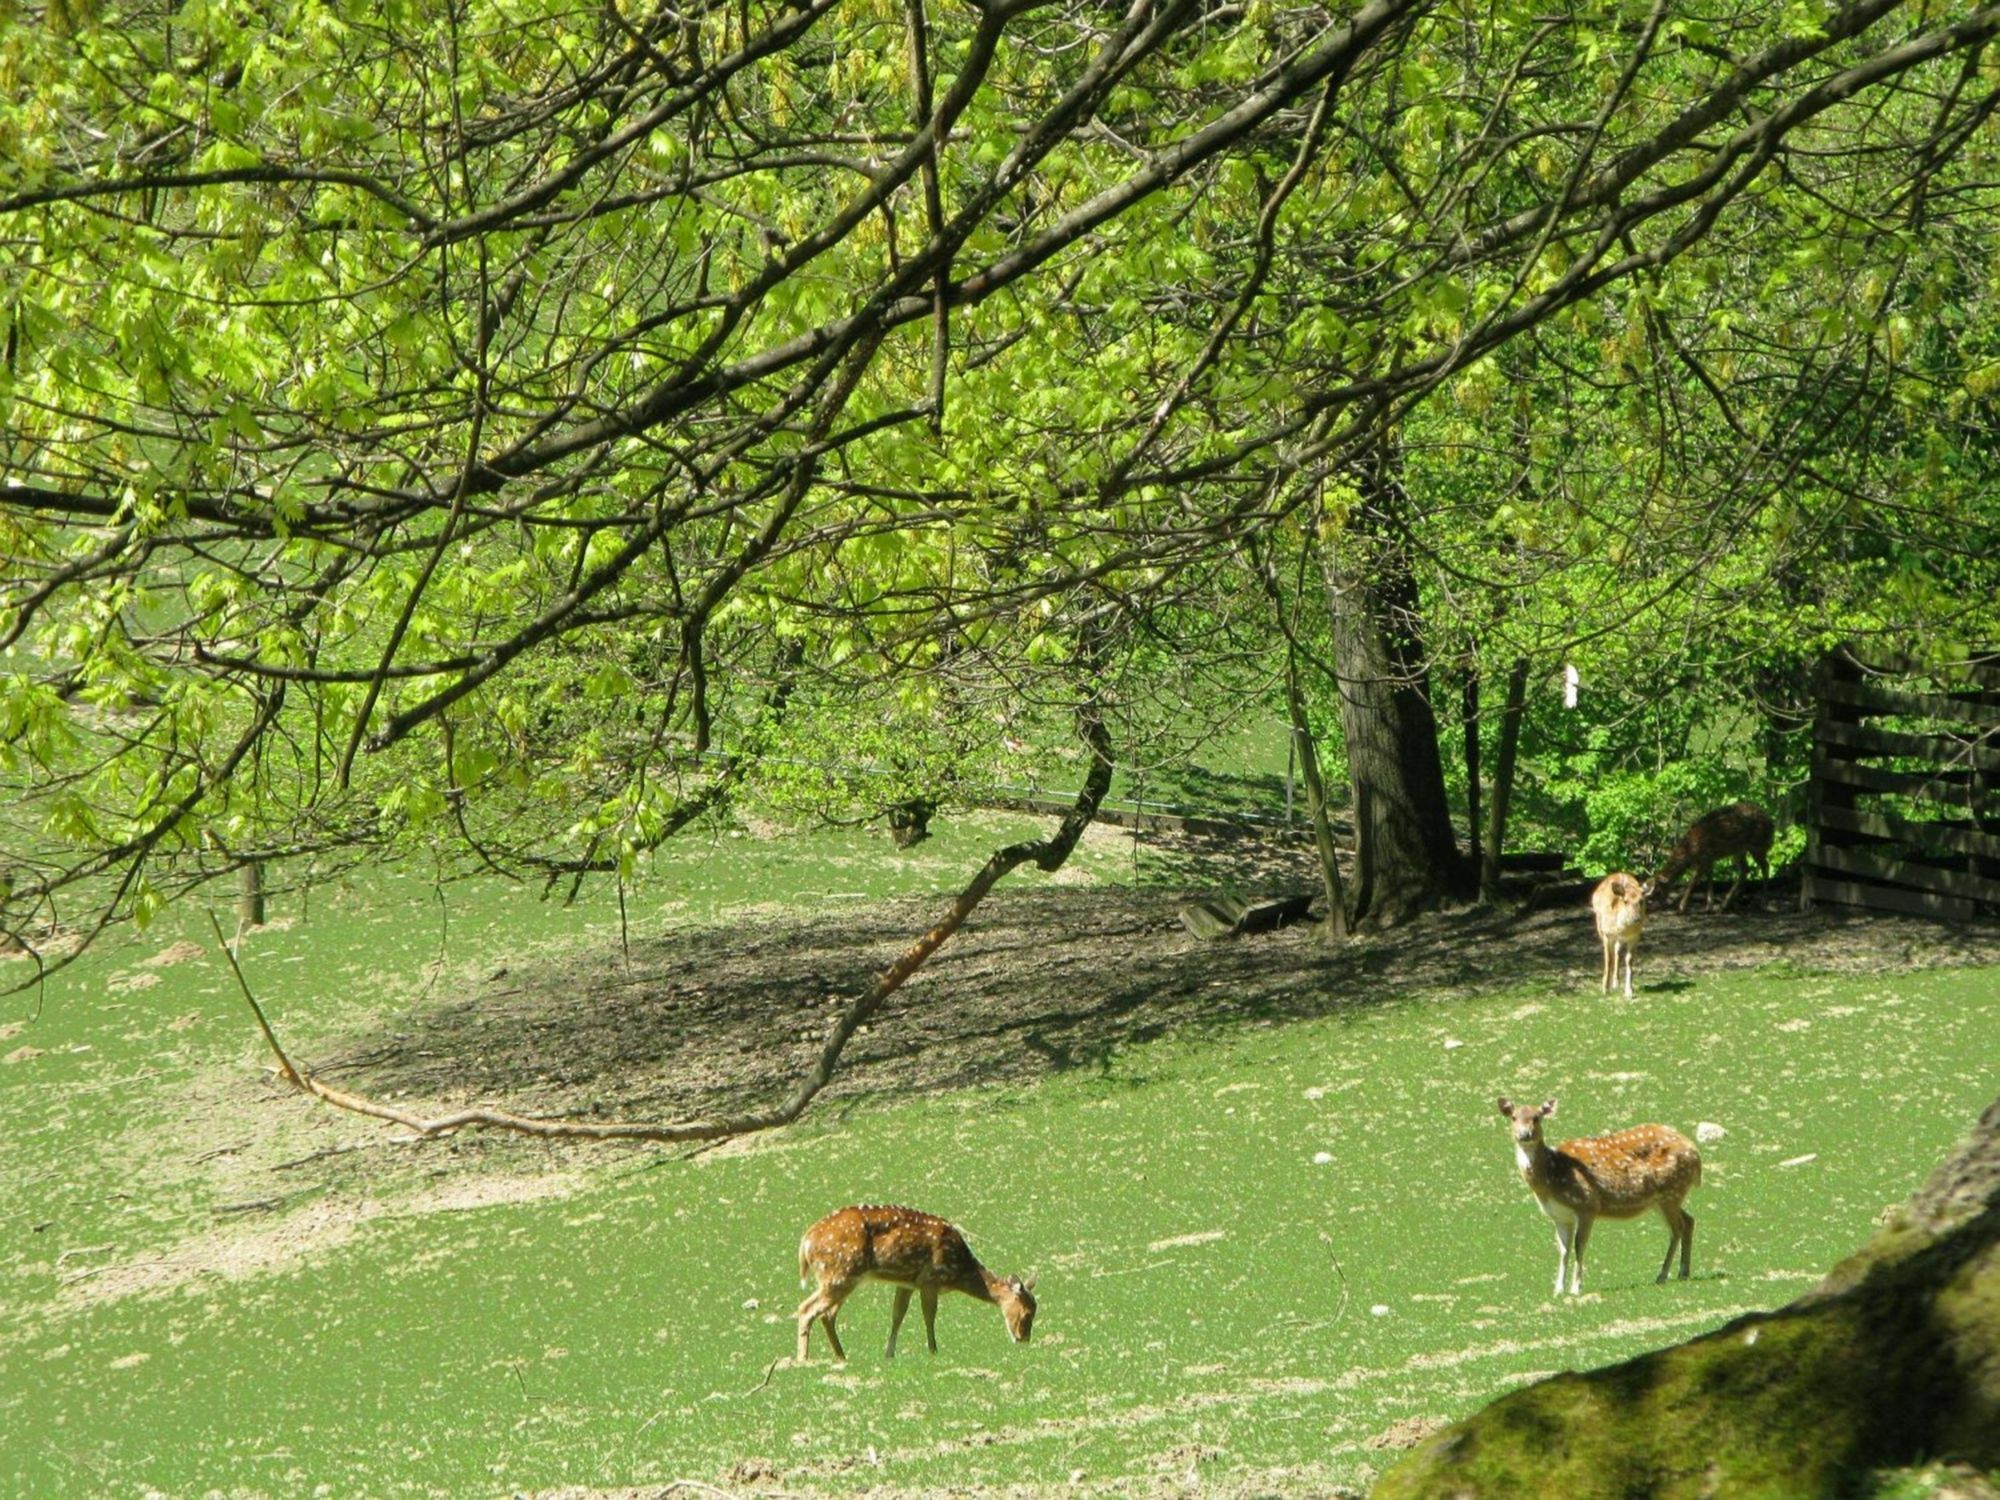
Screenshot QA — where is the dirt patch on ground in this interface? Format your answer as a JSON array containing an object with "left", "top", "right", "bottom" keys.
[
  {"left": 319, "top": 852, "right": 2000, "bottom": 1138},
  {"left": 55, "top": 1171, "right": 585, "bottom": 1305}
]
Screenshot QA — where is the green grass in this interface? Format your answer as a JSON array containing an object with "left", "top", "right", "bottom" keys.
[{"left": 3, "top": 839, "right": 1997, "bottom": 1495}]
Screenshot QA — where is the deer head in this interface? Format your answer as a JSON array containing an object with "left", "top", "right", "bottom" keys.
[
  {"left": 1498, "top": 1097, "right": 1557, "bottom": 1145},
  {"left": 999, "top": 1275, "right": 1037, "bottom": 1342}
]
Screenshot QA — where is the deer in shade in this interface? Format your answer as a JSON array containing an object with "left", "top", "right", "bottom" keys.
[
  {"left": 1589, "top": 872, "right": 1647, "bottom": 997},
  {"left": 1497, "top": 1098, "right": 1702, "bottom": 1297},
  {"left": 1651, "top": 801, "right": 1773, "bottom": 913},
  {"left": 795, "top": 1205, "right": 1037, "bottom": 1362}
]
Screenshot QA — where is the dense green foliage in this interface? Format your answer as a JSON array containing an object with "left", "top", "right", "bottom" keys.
[{"left": 5, "top": 0, "right": 2000, "bottom": 947}]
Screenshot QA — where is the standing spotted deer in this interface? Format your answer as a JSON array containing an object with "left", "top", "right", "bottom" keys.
[
  {"left": 1498, "top": 1098, "right": 1702, "bottom": 1297},
  {"left": 1652, "top": 801, "right": 1773, "bottom": 913},
  {"left": 795, "top": 1204, "right": 1037, "bottom": 1362},
  {"left": 1589, "top": 873, "right": 1647, "bottom": 997}
]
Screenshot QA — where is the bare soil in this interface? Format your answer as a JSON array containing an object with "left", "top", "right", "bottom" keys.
[{"left": 323, "top": 848, "right": 2000, "bottom": 1138}]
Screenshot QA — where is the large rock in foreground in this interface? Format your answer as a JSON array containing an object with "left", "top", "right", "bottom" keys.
[{"left": 1375, "top": 1099, "right": 2000, "bottom": 1497}]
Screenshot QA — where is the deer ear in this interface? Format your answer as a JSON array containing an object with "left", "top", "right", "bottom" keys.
[
  {"left": 1540, "top": 1099, "right": 1557, "bottom": 1117},
  {"left": 1497, "top": 1097, "right": 1513, "bottom": 1116},
  {"left": 1023, "top": 1275, "right": 1038, "bottom": 1295}
]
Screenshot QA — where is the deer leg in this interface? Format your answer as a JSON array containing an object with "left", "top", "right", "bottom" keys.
[
  {"left": 799, "top": 1278, "right": 855, "bottom": 1362},
  {"left": 1570, "top": 1217, "right": 1592, "bottom": 1295},
  {"left": 1679, "top": 1207, "right": 1695, "bottom": 1279},
  {"left": 920, "top": 1286, "right": 941, "bottom": 1353},
  {"left": 1677, "top": 877, "right": 1695, "bottom": 915},
  {"left": 886, "top": 1286, "right": 913, "bottom": 1359},
  {"left": 1551, "top": 1222, "right": 1575, "bottom": 1297},
  {"left": 1655, "top": 1205, "right": 1679, "bottom": 1282},
  {"left": 795, "top": 1290, "right": 825, "bottom": 1362},
  {"left": 1721, "top": 854, "right": 1747, "bottom": 911},
  {"left": 1601, "top": 936, "right": 1615, "bottom": 993}
]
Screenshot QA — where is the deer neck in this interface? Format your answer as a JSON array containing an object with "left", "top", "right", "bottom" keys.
[
  {"left": 965, "top": 1263, "right": 1009, "bottom": 1304},
  {"left": 1516, "top": 1136, "right": 1557, "bottom": 1191}
]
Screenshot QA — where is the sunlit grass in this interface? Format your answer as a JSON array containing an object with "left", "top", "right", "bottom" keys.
[{"left": 2, "top": 834, "right": 1995, "bottom": 1494}]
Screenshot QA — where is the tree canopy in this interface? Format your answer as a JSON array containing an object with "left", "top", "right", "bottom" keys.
[{"left": 6, "top": 0, "right": 2000, "bottom": 955}]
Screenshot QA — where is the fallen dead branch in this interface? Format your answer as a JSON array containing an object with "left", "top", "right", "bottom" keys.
[
  {"left": 213, "top": 1196, "right": 287, "bottom": 1216},
  {"left": 215, "top": 702, "right": 1114, "bottom": 1148}
]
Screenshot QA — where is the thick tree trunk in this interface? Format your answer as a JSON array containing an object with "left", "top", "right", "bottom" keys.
[
  {"left": 1321, "top": 447, "right": 1472, "bottom": 924},
  {"left": 1480, "top": 656, "right": 1531, "bottom": 901}
]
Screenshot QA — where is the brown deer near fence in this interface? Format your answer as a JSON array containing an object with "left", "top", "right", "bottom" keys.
[
  {"left": 1651, "top": 802, "right": 1774, "bottom": 913},
  {"left": 795, "top": 1204, "right": 1037, "bottom": 1362}
]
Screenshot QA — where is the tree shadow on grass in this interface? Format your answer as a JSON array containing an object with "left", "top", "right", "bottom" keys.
[{"left": 319, "top": 868, "right": 2000, "bottom": 1141}]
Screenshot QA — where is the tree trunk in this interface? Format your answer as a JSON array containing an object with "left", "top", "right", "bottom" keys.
[
  {"left": 1321, "top": 446, "right": 1472, "bottom": 924},
  {"left": 1283, "top": 644, "right": 1349, "bottom": 942},
  {"left": 1462, "top": 665, "right": 1481, "bottom": 877},
  {"left": 1480, "top": 656, "right": 1531, "bottom": 901},
  {"left": 238, "top": 861, "right": 266, "bottom": 930}
]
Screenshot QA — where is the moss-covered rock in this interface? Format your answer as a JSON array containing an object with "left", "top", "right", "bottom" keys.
[{"left": 1375, "top": 1100, "right": 2000, "bottom": 1499}]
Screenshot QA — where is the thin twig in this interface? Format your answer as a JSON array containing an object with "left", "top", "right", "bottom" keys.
[
  {"left": 741, "top": 1355, "right": 784, "bottom": 1395},
  {"left": 1320, "top": 1230, "right": 1350, "bottom": 1327},
  {"left": 214, "top": 1196, "right": 287, "bottom": 1216},
  {"left": 59, "top": 1258, "right": 170, "bottom": 1288},
  {"left": 208, "top": 909, "right": 304, "bottom": 1087}
]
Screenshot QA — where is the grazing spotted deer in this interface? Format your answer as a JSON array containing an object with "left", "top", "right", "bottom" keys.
[
  {"left": 1497, "top": 1098, "right": 1702, "bottom": 1297},
  {"left": 1651, "top": 801, "right": 1774, "bottom": 913},
  {"left": 1589, "top": 873, "right": 1647, "bottom": 998},
  {"left": 795, "top": 1204, "right": 1037, "bottom": 1362}
]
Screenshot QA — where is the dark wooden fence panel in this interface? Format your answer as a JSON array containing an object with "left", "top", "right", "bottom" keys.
[{"left": 1803, "top": 647, "right": 2000, "bottom": 920}]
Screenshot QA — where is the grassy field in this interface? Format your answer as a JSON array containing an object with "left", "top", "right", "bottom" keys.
[{"left": 3, "top": 825, "right": 1997, "bottom": 1496}]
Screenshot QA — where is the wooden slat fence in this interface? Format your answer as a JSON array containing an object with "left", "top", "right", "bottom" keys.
[{"left": 1803, "top": 648, "right": 2000, "bottom": 920}]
